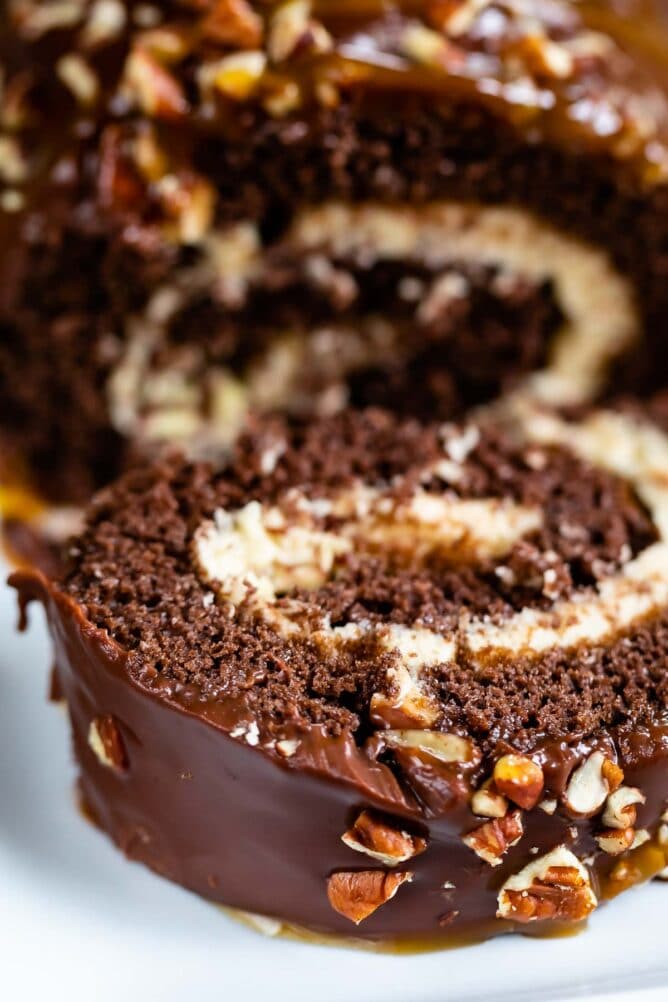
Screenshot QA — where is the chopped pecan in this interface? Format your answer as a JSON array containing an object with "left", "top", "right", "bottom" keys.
[
  {"left": 327, "top": 870, "right": 413, "bottom": 925},
  {"left": 427, "top": 0, "right": 493, "bottom": 37},
  {"left": 134, "top": 26, "right": 193, "bottom": 63},
  {"left": 198, "top": 51, "right": 267, "bottom": 100},
  {"left": 88, "top": 715, "right": 127, "bottom": 772},
  {"left": 200, "top": 0, "right": 263, "bottom": 48},
  {"left": 263, "top": 78, "right": 301, "bottom": 117},
  {"left": 463, "top": 810, "right": 524, "bottom": 867},
  {"left": 602, "top": 786, "right": 645, "bottom": 830},
  {"left": 156, "top": 171, "right": 216, "bottom": 244},
  {"left": 471, "top": 778, "right": 508, "bottom": 819},
  {"left": 510, "top": 32, "right": 575, "bottom": 81},
  {"left": 384, "top": 730, "right": 480, "bottom": 766},
  {"left": 563, "top": 751, "right": 621, "bottom": 817},
  {"left": 341, "top": 810, "right": 427, "bottom": 866},
  {"left": 400, "top": 24, "right": 459, "bottom": 68},
  {"left": 56, "top": 53, "right": 99, "bottom": 106},
  {"left": 595, "top": 827, "right": 635, "bottom": 856},
  {"left": 12, "top": 0, "right": 85, "bottom": 39},
  {"left": 123, "top": 47, "right": 189, "bottom": 120},
  {"left": 538, "top": 798, "right": 558, "bottom": 815},
  {"left": 268, "top": 0, "right": 332, "bottom": 64},
  {"left": 80, "top": 0, "right": 128, "bottom": 49},
  {"left": 133, "top": 125, "right": 169, "bottom": 183},
  {"left": 497, "top": 846, "right": 597, "bottom": 923},
  {"left": 0, "top": 136, "right": 27, "bottom": 185},
  {"left": 601, "top": 759, "right": 624, "bottom": 793},
  {"left": 493, "top": 754, "right": 544, "bottom": 810}
]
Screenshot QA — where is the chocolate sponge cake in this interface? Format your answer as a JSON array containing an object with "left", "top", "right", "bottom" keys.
[
  {"left": 2, "top": 0, "right": 668, "bottom": 507},
  {"left": 12, "top": 397, "right": 668, "bottom": 943}
]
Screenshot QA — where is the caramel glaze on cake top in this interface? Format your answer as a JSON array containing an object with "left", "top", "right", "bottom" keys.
[{"left": 2, "top": 0, "right": 668, "bottom": 196}]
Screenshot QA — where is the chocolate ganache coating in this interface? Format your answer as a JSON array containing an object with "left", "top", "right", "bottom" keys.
[
  {"left": 2, "top": 0, "right": 668, "bottom": 508},
  {"left": 12, "top": 398, "right": 668, "bottom": 942}
]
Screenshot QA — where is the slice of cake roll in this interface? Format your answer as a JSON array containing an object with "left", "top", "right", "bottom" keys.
[
  {"left": 12, "top": 398, "right": 668, "bottom": 943},
  {"left": 2, "top": 0, "right": 668, "bottom": 507}
]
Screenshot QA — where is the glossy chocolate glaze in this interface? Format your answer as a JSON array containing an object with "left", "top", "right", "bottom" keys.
[{"left": 12, "top": 569, "right": 668, "bottom": 943}]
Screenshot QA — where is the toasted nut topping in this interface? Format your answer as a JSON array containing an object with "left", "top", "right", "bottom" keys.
[
  {"left": 123, "top": 47, "right": 189, "bottom": 119},
  {"left": 400, "top": 24, "right": 451, "bottom": 67},
  {"left": 198, "top": 51, "right": 267, "bottom": 100},
  {"left": 268, "top": 0, "right": 332, "bottom": 64},
  {"left": 135, "top": 26, "right": 193, "bottom": 63},
  {"left": 88, "top": 715, "right": 127, "bottom": 772},
  {"left": 513, "top": 33, "right": 575, "bottom": 81},
  {"left": 80, "top": 0, "right": 127, "bottom": 49},
  {"left": 0, "top": 137, "right": 27, "bottom": 185},
  {"left": 0, "top": 190, "right": 25, "bottom": 213},
  {"left": 156, "top": 172, "right": 216, "bottom": 244},
  {"left": 427, "top": 0, "right": 492, "bottom": 36},
  {"left": 200, "top": 0, "right": 263, "bottom": 49},
  {"left": 493, "top": 755, "right": 544, "bottom": 810},
  {"left": 471, "top": 778, "right": 508, "bottom": 819},
  {"left": 602, "top": 786, "right": 645, "bottom": 830},
  {"left": 133, "top": 126, "right": 169, "bottom": 182},
  {"left": 13, "top": 0, "right": 85, "bottom": 38},
  {"left": 497, "top": 846, "right": 597, "bottom": 923},
  {"left": 539, "top": 798, "right": 557, "bottom": 815},
  {"left": 327, "top": 870, "right": 413, "bottom": 925},
  {"left": 463, "top": 810, "right": 524, "bottom": 867},
  {"left": 601, "top": 759, "right": 624, "bottom": 793},
  {"left": 631, "top": 829, "right": 650, "bottom": 849},
  {"left": 563, "top": 751, "right": 620, "bottom": 817},
  {"left": 595, "top": 827, "right": 635, "bottom": 855},
  {"left": 56, "top": 53, "right": 99, "bottom": 106},
  {"left": 263, "top": 78, "right": 301, "bottom": 117},
  {"left": 341, "top": 810, "right": 427, "bottom": 866},
  {"left": 384, "top": 730, "right": 480, "bottom": 765}
]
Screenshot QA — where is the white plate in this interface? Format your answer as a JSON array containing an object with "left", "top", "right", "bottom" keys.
[{"left": 1, "top": 561, "right": 666, "bottom": 1002}]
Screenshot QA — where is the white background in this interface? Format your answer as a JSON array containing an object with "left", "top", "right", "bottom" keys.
[{"left": 1, "top": 563, "right": 666, "bottom": 1002}]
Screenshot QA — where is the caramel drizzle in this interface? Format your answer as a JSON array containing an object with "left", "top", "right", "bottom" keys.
[{"left": 3, "top": 0, "right": 668, "bottom": 214}]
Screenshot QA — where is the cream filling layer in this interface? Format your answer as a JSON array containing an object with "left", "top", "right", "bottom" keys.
[
  {"left": 107, "top": 202, "right": 639, "bottom": 451},
  {"left": 194, "top": 406, "right": 668, "bottom": 680},
  {"left": 193, "top": 489, "right": 542, "bottom": 606},
  {"left": 286, "top": 202, "right": 638, "bottom": 405},
  {"left": 467, "top": 398, "right": 668, "bottom": 657}
]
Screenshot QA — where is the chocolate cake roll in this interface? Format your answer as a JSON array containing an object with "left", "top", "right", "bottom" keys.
[
  {"left": 12, "top": 398, "right": 668, "bottom": 944},
  {"left": 2, "top": 0, "right": 668, "bottom": 509}
]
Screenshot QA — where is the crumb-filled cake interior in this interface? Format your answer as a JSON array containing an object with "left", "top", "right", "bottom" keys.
[{"left": 64, "top": 401, "right": 668, "bottom": 760}]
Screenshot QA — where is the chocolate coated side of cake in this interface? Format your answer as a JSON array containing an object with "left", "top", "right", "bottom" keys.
[
  {"left": 13, "top": 400, "right": 668, "bottom": 941},
  {"left": 2, "top": 0, "right": 668, "bottom": 504}
]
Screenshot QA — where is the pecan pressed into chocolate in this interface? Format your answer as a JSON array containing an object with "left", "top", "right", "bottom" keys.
[
  {"left": 88, "top": 715, "right": 127, "bottom": 772},
  {"left": 463, "top": 810, "right": 524, "bottom": 866},
  {"left": 341, "top": 810, "right": 427, "bottom": 866},
  {"left": 493, "top": 754, "right": 544, "bottom": 810},
  {"left": 497, "top": 846, "right": 597, "bottom": 923},
  {"left": 327, "top": 870, "right": 413, "bottom": 925}
]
